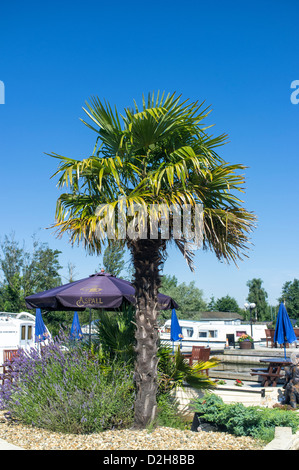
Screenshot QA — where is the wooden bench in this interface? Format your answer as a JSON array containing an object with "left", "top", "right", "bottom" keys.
[{"left": 250, "top": 371, "right": 281, "bottom": 387}]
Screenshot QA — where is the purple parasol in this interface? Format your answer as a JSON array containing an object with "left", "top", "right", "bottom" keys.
[{"left": 25, "top": 271, "right": 178, "bottom": 311}]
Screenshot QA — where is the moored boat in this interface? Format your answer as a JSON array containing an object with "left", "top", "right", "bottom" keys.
[
  {"left": 159, "top": 318, "right": 269, "bottom": 352},
  {"left": 0, "top": 311, "right": 50, "bottom": 364}
]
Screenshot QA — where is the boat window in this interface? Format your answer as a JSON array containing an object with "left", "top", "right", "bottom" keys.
[
  {"left": 27, "top": 325, "right": 32, "bottom": 340},
  {"left": 208, "top": 330, "right": 218, "bottom": 338},
  {"left": 198, "top": 331, "right": 207, "bottom": 337},
  {"left": 182, "top": 327, "right": 193, "bottom": 337},
  {"left": 21, "top": 325, "right": 26, "bottom": 340},
  {"left": 236, "top": 331, "right": 247, "bottom": 338}
]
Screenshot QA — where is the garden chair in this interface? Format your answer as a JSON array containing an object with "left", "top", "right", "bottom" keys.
[
  {"left": 268, "top": 329, "right": 276, "bottom": 348},
  {"left": 186, "top": 346, "right": 211, "bottom": 375},
  {"left": 265, "top": 329, "right": 272, "bottom": 347},
  {"left": 1, "top": 349, "right": 19, "bottom": 385},
  {"left": 3, "top": 349, "right": 18, "bottom": 362}
]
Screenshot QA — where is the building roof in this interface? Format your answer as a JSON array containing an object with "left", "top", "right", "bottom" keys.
[{"left": 198, "top": 311, "right": 244, "bottom": 321}]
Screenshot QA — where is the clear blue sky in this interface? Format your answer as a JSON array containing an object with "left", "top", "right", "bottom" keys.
[{"left": 0, "top": 0, "right": 298, "bottom": 308}]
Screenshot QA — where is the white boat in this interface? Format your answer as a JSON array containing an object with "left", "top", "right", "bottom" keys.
[
  {"left": 159, "top": 318, "right": 268, "bottom": 352},
  {"left": 0, "top": 311, "right": 51, "bottom": 364}
]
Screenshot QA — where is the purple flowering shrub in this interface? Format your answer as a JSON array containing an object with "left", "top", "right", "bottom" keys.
[{"left": 0, "top": 332, "right": 135, "bottom": 434}]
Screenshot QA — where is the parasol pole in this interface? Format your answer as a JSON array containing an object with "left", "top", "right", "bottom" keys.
[
  {"left": 89, "top": 308, "right": 92, "bottom": 346},
  {"left": 284, "top": 340, "right": 287, "bottom": 359},
  {"left": 283, "top": 299, "right": 287, "bottom": 359}
]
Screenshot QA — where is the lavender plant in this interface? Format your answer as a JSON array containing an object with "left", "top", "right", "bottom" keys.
[{"left": 0, "top": 332, "right": 135, "bottom": 434}]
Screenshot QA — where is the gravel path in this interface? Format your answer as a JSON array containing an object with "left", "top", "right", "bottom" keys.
[{"left": 0, "top": 412, "right": 263, "bottom": 450}]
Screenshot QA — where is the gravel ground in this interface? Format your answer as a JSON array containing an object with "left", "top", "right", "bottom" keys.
[{"left": 0, "top": 412, "right": 263, "bottom": 450}]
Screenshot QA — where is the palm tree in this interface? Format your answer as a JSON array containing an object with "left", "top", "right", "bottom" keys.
[{"left": 50, "top": 91, "right": 256, "bottom": 428}]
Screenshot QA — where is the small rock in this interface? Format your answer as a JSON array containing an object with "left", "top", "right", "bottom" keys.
[{"left": 197, "top": 423, "right": 218, "bottom": 432}]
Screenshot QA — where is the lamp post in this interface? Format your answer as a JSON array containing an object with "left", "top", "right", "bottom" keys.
[{"left": 244, "top": 302, "right": 256, "bottom": 349}]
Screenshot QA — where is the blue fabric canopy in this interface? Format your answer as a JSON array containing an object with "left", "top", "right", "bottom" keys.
[
  {"left": 274, "top": 302, "right": 297, "bottom": 357},
  {"left": 35, "top": 308, "right": 49, "bottom": 343},
  {"left": 70, "top": 311, "right": 83, "bottom": 340},
  {"left": 170, "top": 309, "right": 183, "bottom": 342}
]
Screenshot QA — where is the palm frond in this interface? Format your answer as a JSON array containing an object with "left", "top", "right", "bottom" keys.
[
  {"left": 50, "top": 91, "right": 256, "bottom": 266},
  {"left": 157, "top": 346, "right": 219, "bottom": 393}
]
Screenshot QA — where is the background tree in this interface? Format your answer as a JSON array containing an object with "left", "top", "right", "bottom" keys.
[
  {"left": 207, "top": 295, "right": 217, "bottom": 311},
  {"left": 98, "top": 243, "right": 135, "bottom": 281},
  {"left": 23, "top": 240, "right": 63, "bottom": 293},
  {"left": 279, "top": 279, "right": 299, "bottom": 319},
  {"left": 0, "top": 234, "right": 62, "bottom": 312},
  {"left": 246, "top": 278, "right": 269, "bottom": 321},
  {"left": 0, "top": 234, "right": 25, "bottom": 311},
  {"left": 51, "top": 91, "right": 256, "bottom": 428},
  {"left": 0, "top": 233, "right": 81, "bottom": 336},
  {"left": 159, "top": 274, "right": 207, "bottom": 321},
  {"left": 64, "top": 261, "right": 78, "bottom": 283},
  {"left": 214, "top": 294, "right": 241, "bottom": 313},
  {"left": 160, "top": 274, "right": 178, "bottom": 293},
  {"left": 102, "top": 242, "right": 125, "bottom": 277}
]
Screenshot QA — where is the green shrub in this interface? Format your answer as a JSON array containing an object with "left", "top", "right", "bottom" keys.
[
  {"left": 95, "top": 305, "right": 136, "bottom": 364},
  {"left": 192, "top": 393, "right": 299, "bottom": 442},
  {"left": 154, "top": 394, "right": 187, "bottom": 430},
  {"left": 1, "top": 334, "right": 135, "bottom": 434}
]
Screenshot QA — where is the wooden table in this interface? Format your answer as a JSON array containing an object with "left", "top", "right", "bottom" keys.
[{"left": 250, "top": 357, "right": 292, "bottom": 387}]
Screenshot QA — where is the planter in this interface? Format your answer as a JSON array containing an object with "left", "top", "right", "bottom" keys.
[{"left": 239, "top": 341, "right": 252, "bottom": 350}]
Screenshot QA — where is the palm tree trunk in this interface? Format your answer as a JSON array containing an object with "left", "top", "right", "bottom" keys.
[{"left": 130, "top": 238, "right": 166, "bottom": 428}]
